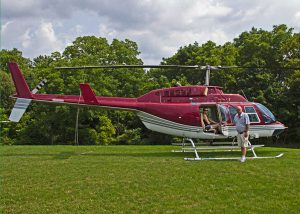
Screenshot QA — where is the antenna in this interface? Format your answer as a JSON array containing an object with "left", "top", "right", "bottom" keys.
[{"left": 241, "top": 89, "right": 248, "bottom": 101}]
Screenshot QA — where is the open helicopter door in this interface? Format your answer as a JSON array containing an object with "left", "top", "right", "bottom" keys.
[
  {"left": 217, "top": 104, "right": 229, "bottom": 137},
  {"left": 200, "top": 104, "right": 228, "bottom": 137}
]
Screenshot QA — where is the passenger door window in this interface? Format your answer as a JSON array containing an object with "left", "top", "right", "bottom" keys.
[
  {"left": 245, "top": 106, "right": 260, "bottom": 123},
  {"left": 218, "top": 104, "right": 229, "bottom": 122},
  {"left": 229, "top": 106, "right": 237, "bottom": 122}
]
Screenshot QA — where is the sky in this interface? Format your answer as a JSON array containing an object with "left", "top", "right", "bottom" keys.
[{"left": 2, "top": 0, "right": 300, "bottom": 64}]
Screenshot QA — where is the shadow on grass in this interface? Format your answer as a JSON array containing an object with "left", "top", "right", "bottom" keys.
[
  {"left": 1, "top": 151, "right": 177, "bottom": 159},
  {"left": 53, "top": 152, "right": 77, "bottom": 159},
  {"left": 1, "top": 151, "right": 78, "bottom": 160}
]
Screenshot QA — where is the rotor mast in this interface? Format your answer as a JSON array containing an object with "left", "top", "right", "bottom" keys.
[{"left": 205, "top": 65, "right": 211, "bottom": 86}]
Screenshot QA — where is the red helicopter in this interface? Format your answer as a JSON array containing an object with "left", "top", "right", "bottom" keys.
[{"left": 8, "top": 62, "right": 286, "bottom": 160}]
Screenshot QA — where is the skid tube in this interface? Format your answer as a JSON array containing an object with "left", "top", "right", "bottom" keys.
[{"left": 175, "top": 138, "right": 284, "bottom": 161}]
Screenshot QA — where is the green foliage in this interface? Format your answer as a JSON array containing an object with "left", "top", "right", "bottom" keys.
[
  {"left": 94, "top": 115, "right": 116, "bottom": 145},
  {"left": 0, "top": 48, "right": 31, "bottom": 71},
  {"left": 0, "top": 108, "right": 13, "bottom": 145},
  {"left": 161, "top": 41, "right": 238, "bottom": 86},
  {"left": 0, "top": 71, "right": 15, "bottom": 111},
  {"left": 116, "top": 128, "right": 142, "bottom": 145},
  {"left": 0, "top": 49, "right": 31, "bottom": 111}
]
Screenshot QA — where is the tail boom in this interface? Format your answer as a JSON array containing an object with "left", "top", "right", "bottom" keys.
[{"left": 7, "top": 62, "right": 139, "bottom": 122}]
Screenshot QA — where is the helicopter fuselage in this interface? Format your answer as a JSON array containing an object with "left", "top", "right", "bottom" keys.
[{"left": 8, "top": 62, "right": 286, "bottom": 140}]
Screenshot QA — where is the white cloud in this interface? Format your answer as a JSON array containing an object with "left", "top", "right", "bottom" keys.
[
  {"left": 21, "top": 29, "right": 32, "bottom": 48},
  {"left": 33, "top": 21, "right": 64, "bottom": 55},
  {"left": 295, "top": 11, "right": 300, "bottom": 18},
  {"left": 38, "top": 21, "right": 57, "bottom": 43},
  {"left": 293, "top": 11, "right": 300, "bottom": 28},
  {"left": 98, "top": 24, "right": 117, "bottom": 42},
  {"left": 187, "top": 1, "right": 232, "bottom": 18},
  {"left": 2, "top": 20, "right": 65, "bottom": 57},
  {"left": 72, "top": 25, "right": 83, "bottom": 35},
  {"left": 2, "top": 21, "right": 14, "bottom": 32}
]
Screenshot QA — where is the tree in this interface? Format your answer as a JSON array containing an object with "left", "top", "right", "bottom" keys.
[
  {"left": 26, "top": 36, "right": 146, "bottom": 145},
  {"left": 0, "top": 49, "right": 31, "bottom": 111},
  {"left": 232, "top": 24, "right": 300, "bottom": 141}
]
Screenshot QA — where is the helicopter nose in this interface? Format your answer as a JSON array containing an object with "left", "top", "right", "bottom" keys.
[
  {"left": 272, "top": 129, "right": 284, "bottom": 136},
  {"left": 272, "top": 128, "right": 286, "bottom": 136}
]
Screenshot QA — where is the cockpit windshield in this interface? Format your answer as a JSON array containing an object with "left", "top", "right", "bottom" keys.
[{"left": 255, "top": 103, "right": 276, "bottom": 124}]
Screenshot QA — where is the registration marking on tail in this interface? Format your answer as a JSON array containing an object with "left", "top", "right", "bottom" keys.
[{"left": 52, "top": 99, "right": 65, "bottom": 102}]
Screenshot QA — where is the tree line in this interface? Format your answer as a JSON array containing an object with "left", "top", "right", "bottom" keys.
[{"left": 0, "top": 24, "right": 299, "bottom": 145}]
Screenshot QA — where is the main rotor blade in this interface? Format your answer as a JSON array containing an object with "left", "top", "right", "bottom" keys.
[
  {"left": 214, "top": 65, "right": 300, "bottom": 70},
  {"left": 237, "top": 66, "right": 300, "bottom": 70},
  {"left": 55, "top": 64, "right": 300, "bottom": 70},
  {"left": 55, "top": 65, "right": 201, "bottom": 70},
  {"left": 214, "top": 65, "right": 239, "bottom": 69}
]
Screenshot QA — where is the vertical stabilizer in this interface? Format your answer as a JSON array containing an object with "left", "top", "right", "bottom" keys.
[
  {"left": 8, "top": 62, "right": 33, "bottom": 98},
  {"left": 80, "top": 84, "right": 99, "bottom": 104}
]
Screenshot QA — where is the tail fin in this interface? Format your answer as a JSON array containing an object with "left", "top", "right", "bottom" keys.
[
  {"left": 80, "top": 84, "right": 99, "bottom": 104},
  {"left": 8, "top": 62, "right": 33, "bottom": 98},
  {"left": 8, "top": 62, "right": 33, "bottom": 122}
]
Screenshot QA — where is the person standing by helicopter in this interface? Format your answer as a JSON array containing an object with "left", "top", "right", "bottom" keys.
[{"left": 234, "top": 106, "right": 250, "bottom": 162}]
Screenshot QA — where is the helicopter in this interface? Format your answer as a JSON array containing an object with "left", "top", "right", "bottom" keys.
[{"left": 8, "top": 62, "right": 287, "bottom": 160}]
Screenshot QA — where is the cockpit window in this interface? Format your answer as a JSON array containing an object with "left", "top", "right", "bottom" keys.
[
  {"left": 229, "top": 106, "right": 260, "bottom": 123},
  {"left": 255, "top": 103, "right": 276, "bottom": 124},
  {"left": 245, "top": 106, "right": 256, "bottom": 113}
]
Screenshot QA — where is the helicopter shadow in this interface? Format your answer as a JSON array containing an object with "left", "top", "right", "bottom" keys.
[{"left": 1, "top": 150, "right": 179, "bottom": 160}]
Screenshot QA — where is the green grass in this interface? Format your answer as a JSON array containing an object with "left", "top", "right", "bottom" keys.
[{"left": 1, "top": 145, "right": 300, "bottom": 213}]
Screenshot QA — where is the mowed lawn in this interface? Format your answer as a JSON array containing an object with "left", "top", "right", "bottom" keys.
[{"left": 1, "top": 145, "right": 299, "bottom": 213}]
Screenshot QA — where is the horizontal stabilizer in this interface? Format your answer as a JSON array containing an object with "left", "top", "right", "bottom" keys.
[
  {"left": 79, "top": 84, "right": 99, "bottom": 104},
  {"left": 9, "top": 98, "right": 32, "bottom": 122}
]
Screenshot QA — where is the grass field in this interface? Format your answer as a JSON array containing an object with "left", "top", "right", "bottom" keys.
[{"left": 1, "top": 145, "right": 300, "bottom": 213}]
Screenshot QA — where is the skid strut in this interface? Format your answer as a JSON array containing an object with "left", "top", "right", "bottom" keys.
[{"left": 184, "top": 138, "right": 200, "bottom": 160}]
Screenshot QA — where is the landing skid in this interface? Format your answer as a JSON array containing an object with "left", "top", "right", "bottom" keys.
[
  {"left": 175, "top": 138, "right": 284, "bottom": 161},
  {"left": 184, "top": 153, "right": 284, "bottom": 161}
]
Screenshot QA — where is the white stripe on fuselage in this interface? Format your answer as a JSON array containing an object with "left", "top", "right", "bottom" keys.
[{"left": 137, "top": 112, "right": 285, "bottom": 139}]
